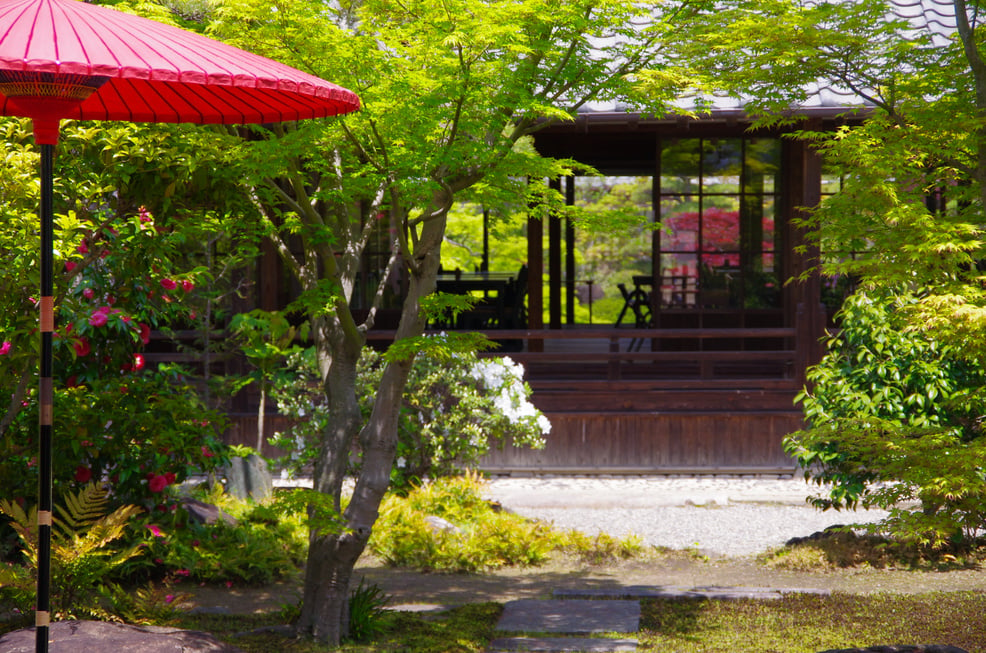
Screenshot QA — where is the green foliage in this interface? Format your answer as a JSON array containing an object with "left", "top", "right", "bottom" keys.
[
  {"left": 787, "top": 288, "right": 986, "bottom": 547},
  {"left": 271, "top": 343, "right": 549, "bottom": 493},
  {"left": 346, "top": 579, "right": 391, "bottom": 643},
  {"left": 367, "top": 474, "right": 643, "bottom": 572},
  {"left": 690, "top": 0, "right": 986, "bottom": 354},
  {"left": 760, "top": 530, "right": 986, "bottom": 571},
  {"left": 368, "top": 475, "right": 558, "bottom": 572},
  {"left": 0, "top": 118, "right": 252, "bottom": 509},
  {"left": 128, "top": 487, "right": 309, "bottom": 585},
  {"left": 0, "top": 483, "right": 143, "bottom": 620},
  {"left": 0, "top": 368, "right": 228, "bottom": 511},
  {"left": 555, "top": 530, "right": 645, "bottom": 566}
]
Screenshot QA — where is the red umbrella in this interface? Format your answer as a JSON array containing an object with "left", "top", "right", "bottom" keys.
[{"left": 0, "top": 1, "right": 360, "bottom": 650}]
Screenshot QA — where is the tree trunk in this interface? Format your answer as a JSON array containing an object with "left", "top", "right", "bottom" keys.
[
  {"left": 297, "top": 528, "right": 366, "bottom": 642},
  {"left": 294, "top": 203, "right": 446, "bottom": 645}
]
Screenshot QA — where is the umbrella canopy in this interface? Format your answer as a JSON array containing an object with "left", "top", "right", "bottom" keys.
[
  {"left": 0, "top": 0, "right": 359, "bottom": 142},
  {"left": 0, "top": 2, "right": 359, "bottom": 651}
]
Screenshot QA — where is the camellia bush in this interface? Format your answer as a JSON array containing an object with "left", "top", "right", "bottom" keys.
[
  {"left": 785, "top": 287, "right": 986, "bottom": 548},
  {"left": 272, "top": 336, "right": 550, "bottom": 492},
  {"left": 0, "top": 199, "right": 228, "bottom": 509}
]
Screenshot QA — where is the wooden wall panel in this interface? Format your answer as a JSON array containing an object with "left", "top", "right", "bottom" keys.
[{"left": 480, "top": 412, "right": 801, "bottom": 473}]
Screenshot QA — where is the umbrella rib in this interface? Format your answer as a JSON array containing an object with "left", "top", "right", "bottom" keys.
[{"left": 56, "top": 0, "right": 120, "bottom": 77}]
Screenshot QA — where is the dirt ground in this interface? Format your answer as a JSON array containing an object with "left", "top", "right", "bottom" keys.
[{"left": 183, "top": 552, "right": 986, "bottom": 615}]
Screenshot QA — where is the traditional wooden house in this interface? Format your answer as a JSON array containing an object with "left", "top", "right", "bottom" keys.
[
  {"left": 217, "top": 0, "right": 956, "bottom": 474},
  {"left": 465, "top": 107, "right": 853, "bottom": 474}
]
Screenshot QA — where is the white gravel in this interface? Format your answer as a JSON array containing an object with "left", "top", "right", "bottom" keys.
[{"left": 482, "top": 476, "right": 891, "bottom": 557}]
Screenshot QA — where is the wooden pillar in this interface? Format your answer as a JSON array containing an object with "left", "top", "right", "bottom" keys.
[
  {"left": 548, "top": 178, "right": 562, "bottom": 330},
  {"left": 527, "top": 185, "right": 544, "bottom": 352},
  {"left": 259, "top": 238, "right": 280, "bottom": 312},
  {"left": 783, "top": 122, "right": 825, "bottom": 384},
  {"left": 565, "top": 177, "right": 576, "bottom": 325}
]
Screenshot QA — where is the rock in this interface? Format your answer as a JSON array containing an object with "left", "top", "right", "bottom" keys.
[
  {"left": 817, "top": 647, "right": 970, "bottom": 653},
  {"left": 0, "top": 620, "right": 243, "bottom": 652},
  {"left": 786, "top": 524, "right": 853, "bottom": 547},
  {"left": 223, "top": 453, "right": 273, "bottom": 502},
  {"left": 424, "top": 515, "right": 461, "bottom": 534},
  {"left": 181, "top": 497, "right": 238, "bottom": 526}
]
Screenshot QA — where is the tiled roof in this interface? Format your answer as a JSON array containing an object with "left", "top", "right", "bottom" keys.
[{"left": 581, "top": 0, "right": 959, "bottom": 118}]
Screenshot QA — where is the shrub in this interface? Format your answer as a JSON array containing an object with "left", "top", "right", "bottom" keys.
[
  {"left": 0, "top": 368, "right": 228, "bottom": 514},
  {"left": 0, "top": 483, "right": 143, "bottom": 621},
  {"left": 271, "top": 340, "right": 550, "bottom": 492},
  {"left": 786, "top": 287, "right": 986, "bottom": 548},
  {"left": 368, "top": 474, "right": 640, "bottom": 572},
  {"left": 123, "top": 486, "right": 308, "bottom": 585}
]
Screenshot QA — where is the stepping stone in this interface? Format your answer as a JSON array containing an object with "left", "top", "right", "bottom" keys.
[
  {"left": 496, "top": 599, "right": 640, "bottom": 635},
  {"left": 489, "top": 636, "right": 638, "bottom": 652},
  {"left": 554, "top": 585, "right": 831, "bottom": 600}
]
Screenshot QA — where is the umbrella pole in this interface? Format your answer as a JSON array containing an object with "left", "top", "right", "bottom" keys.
[{"left": 36, "top": 142, "right": 54, "bottom": 653}]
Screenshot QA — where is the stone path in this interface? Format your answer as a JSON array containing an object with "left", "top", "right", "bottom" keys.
[{"left": 486, "top": 585, "right": 832, "bottom": 652}]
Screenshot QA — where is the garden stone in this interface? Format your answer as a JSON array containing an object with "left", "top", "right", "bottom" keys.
[
  {"left": 224, "top": 453, "right": 272, "bottom": 502},
  {"left": 424, "top": 514, "right": 461, "bottom": 534},
  {"left": 0, "top": 620, "right": 243, "bottom": 652},
  {"left": 181, "top": 497, "right": 238, "bottom": 526}
]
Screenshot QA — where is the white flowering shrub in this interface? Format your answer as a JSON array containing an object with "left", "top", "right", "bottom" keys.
[{"left": 270, "top": 342, "right": 548, "bottom": 491}]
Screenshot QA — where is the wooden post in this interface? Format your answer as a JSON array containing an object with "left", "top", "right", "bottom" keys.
[
  {"left": 527, "top": 186, "right": 544, "bottom": 352},
  {"left": 784, "top": 121, "right": 825, "bottom": 384},
  {"left": 548, "top": 178, "right": 562, "bottom": 330},
  {"left": 565, "top": 177, "right": 576, "bottom": 325}
]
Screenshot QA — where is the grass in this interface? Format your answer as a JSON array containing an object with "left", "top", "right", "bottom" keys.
[
  {"left": 639, "top": 592, "right": 986, "bottom": 652},
  {"left": 174, "top": 603, "right": 502, "bottom": 653},
  {"left": 167, "top": 592, "right": 986, "bottom": 652}
]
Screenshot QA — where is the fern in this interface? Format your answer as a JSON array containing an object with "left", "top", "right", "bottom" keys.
[{"left": 0, "top": 482, "right": 145, "bottom": 619}]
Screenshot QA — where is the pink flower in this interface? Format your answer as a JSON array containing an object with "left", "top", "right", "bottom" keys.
[
  {"left": 66, "top": 376, "right": 79, "bottom": 388},
  {"left": 200, "top": 446, "right": 214, "bottom": 458},
  {"left": 164, "top": 472, "right": 177, "bottom": 485},
  {"left": 82, "top": 288, "right": 95, "bottom": 300},
  {"left": 148, "top": 475, "right": 168, "bottom": 493},
  {"left": 132, "top": 353, "right": 145, "bottom": 371},
  {"left": 73, "top": 465, "right": 92, "bottom": 483},
  {"left": 175, "top": 568, "right": 190, "bottom": 577},
  {"left": 73, "top": 338, "right": 91, "bottom": 357},
  {"left": 164, "top": 594, "right": 175, "bottom": 604},
  {"left": 65, "top": 261, "right": 77, "bottom": 272},
  {"left": 139, "top": 206, "right": 152, "bottom": 223},
  {"left": 139, "top": 323, "right": 151, "bottom": 345},
  {"left": 77, "top": 242, "right": 89, "bottom": 255},
  {"left": 225, "top": 581, "right": 233, "bottom": 588},
  {"left": 180, "top": 279, "right": 194, "bottom": 293},
  {"left": 0, "top": 341, "right": 11, "bottom": 355},
  {"left": 88, "top": 311, "right": 108, "bottom": 327},
  {"left": 146, "top": 524, "right": 165, "bottom": 537},
  {"left": 160, "top": 278, "right": 177, "bottom": 291}
]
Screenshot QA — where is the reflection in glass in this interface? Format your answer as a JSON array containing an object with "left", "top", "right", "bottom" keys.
[
  {"left": 703, "top": 138, "right": 742, "bottom": 193},
  {"left": 657, "top": 137, "right": 782, "bottom": 311}
]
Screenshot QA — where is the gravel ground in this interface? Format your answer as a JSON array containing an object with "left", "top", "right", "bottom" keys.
[{"left": 482, "top": 476, "right": 892, "bottom": 557}]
